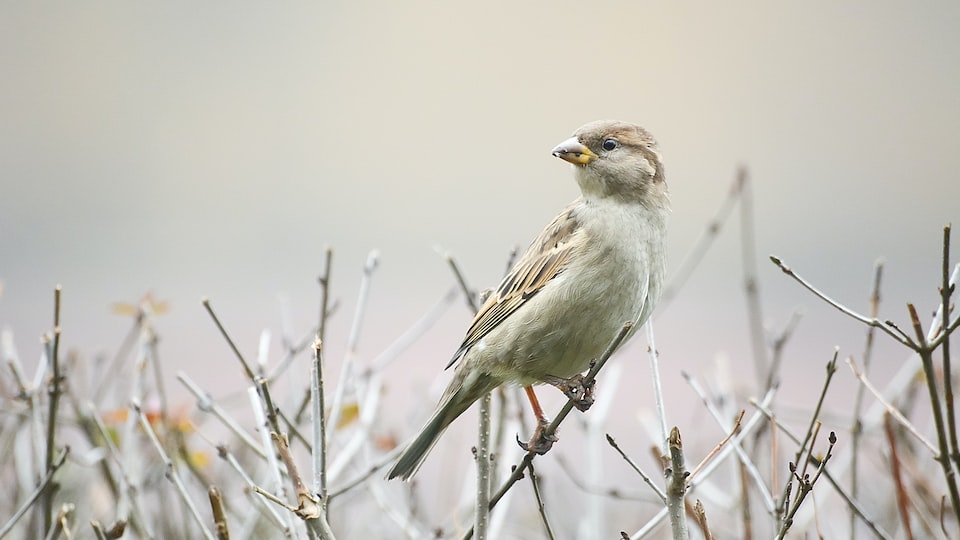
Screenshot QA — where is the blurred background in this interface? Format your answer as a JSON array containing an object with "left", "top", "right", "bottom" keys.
[{"left": 1, "top": 2, "right": 959, "bottom": 534}]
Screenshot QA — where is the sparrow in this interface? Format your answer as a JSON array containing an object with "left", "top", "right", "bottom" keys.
[{"left": 388, "top": 120, "right": 669, "bottom": 480}]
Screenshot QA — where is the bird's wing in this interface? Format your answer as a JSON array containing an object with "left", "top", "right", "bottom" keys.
[{"left": 446, "top": 204, "right": 583, "bottom": 369}]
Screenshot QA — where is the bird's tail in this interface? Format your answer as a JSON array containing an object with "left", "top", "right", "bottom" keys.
[{"left": 387, "top": 374, "right": 492, "bottom": 480}]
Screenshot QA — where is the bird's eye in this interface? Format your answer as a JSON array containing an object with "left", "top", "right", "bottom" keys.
[{"left": 602, "top": 139, "right": 618, "bottom": 151}]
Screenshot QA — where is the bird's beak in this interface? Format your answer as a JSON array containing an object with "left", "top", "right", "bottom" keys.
[{"left": 551, "top": 137, "right": 597, "bottom": 165}]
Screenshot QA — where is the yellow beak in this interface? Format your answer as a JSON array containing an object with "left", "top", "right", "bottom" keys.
[{"left": 551, "top": 137, "right": 597, "bottom": 165}]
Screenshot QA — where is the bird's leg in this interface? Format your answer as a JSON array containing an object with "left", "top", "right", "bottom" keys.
[
  {"left": 517, "top": 386, "right": 557, "bottom": 454},
  {"left": 542, "top": 372, "right": 595, "bottom": 412}
]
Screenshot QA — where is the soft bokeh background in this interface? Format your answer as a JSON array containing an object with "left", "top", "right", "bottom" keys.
[{"left": 1, "top": 2, "right": 959, "bottom": 534}]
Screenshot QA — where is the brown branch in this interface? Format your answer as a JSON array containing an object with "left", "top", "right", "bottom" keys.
[
  {"left": 692, "top": 499, "right": 715, "bottom": 540},
  {"left": 202, "top": 298, "right": 256, "bottom": 381},
  {"left": 884, "top": 412, "right": 915, "bottom": 540},
  {"left": 769, "top": 256, "right": 915, "bottom": 348},
  {"left": 850, "top": 259, "right": 884, "bottom": 539},
  {"left": 445, "top": 253, "right": 479, "bottom": 312},
  {"left": 527, "top": 461, "right": 555, "bottom": 540},
  {"left": 907, "top": 303, "right": 960, "bottom": 522},
  {"left": 940, "top": 225, "right": 959, "bottom": 473},
  {"left": 43, "top": 285, "right": 63, "bottom": 536},
  {"left": 208, "top": 487, "right": 230, "bottom": 540}
]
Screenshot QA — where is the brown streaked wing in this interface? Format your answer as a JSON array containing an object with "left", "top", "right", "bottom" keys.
[{"left": 445, "top": 204, "right": 583, "bottom": 369}]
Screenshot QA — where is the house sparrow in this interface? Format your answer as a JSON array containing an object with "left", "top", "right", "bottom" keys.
[{"left": 387, "top": 120, "right": 669, "bottom": 480}]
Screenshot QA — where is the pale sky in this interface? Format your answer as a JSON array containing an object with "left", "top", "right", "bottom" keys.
[{"left": 1, "top": 3, "right": 958, "bottom": 491}]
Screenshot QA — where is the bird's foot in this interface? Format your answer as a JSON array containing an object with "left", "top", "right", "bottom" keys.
[
  {"left": 516, "top": 418, "right": 557, "bottom": 455},
  {"left": 544, "top": 373, "right": 595, "bottom": 412}
]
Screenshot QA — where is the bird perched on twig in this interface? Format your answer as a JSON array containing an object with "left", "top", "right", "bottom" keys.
[{"left": 388, "top": 120, "right": 670, "bottom": 481}]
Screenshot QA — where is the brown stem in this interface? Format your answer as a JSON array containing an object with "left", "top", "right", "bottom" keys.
[
  {"left": 883, "top": 412, "right": 915, "bottom": 540},
  {"left": 907, "top": 303, "right": 960, "bottom": 522},
  {"left": 940, "top": 226, "right": 958, "bottom": 472},
  {"left": 43, "top": 285, "right": 63, "bottom": 536}
]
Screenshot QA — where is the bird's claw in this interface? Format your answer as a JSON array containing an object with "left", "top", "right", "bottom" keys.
[
  {"left": 545, "top": 373, "right": 595, "bottom": 412},
  {"left": 517, "top": 419, "right": 557, "bottom": 455}
]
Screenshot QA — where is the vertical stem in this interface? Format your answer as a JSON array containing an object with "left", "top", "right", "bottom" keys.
[
  {"left": 883, "top": 412, "right": 915, "bottom": 540},
  {"left": 646, "top": 320, "right": 669, "bottom": 454},
  {"left": 474, "top": 392, "right": 492, "bottom": 540},
  {"left": 908, "top": 304, "right": 960, "bottom": 521},
  {"left": 666, "top": 427, "right": 690, "bottom": 540},
  {"left": 941, "top": 226, "right": 958, "bottom": 471},
  {"left": 327, "top": 251, "right": 378, "bottom": 442},
  {"left": 43, "top": 285, "right": 63, "bottom": 536},
  {"left": 738, "top": 169, "right": 768, "bottom": 387},
  {"left": 312, "top": 337, "right": 328, "bottom": 517},
  {"left": 318, "top": 246, "right": 333, "bottom": 345},
  {"left": 850, "top": 260, "right": 883, "bottom": 539},
  {"left": 738, "top": 458, "right": 752, "bottom": 540}
]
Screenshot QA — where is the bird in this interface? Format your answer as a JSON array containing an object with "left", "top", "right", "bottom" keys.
[{"left": 387, "top": 120, "right": 670, "bottom": 481}]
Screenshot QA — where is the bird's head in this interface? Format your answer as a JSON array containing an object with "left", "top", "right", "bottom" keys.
[{"left": 552, "top": 120, "right": 668, "bottom": 207}]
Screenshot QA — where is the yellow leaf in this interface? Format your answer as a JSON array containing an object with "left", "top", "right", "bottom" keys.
[{"left": 336, "top": 402, "right": 360, "bottom": 429}]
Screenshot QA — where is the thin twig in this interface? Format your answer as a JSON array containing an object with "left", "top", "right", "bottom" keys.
[
  {"left": 774, "top": 432, "right": 837, "bottom": 539},
  {"left": 626, "top": 388, "right": 778, "bottom": 539},
  {"left": 646, "top": 321, "right": 669, "bottom": 454},
  {"left": 940, "top": 226, "right": 958, "bottom": 473},
  {"left": 766, "top": 309, "right": 803, "bottom": 391},
  {"left": 86, "top": 403, "right": 152, "bottom": 538},
  {"left": 327, "top": 449, "right": 405, "bottom": 499},
  {"left": 311, "top": 337, "right": 328, "bottom": 517},
  {"left": 43, "top": 285, "right": 63, "bottom": 536},
  {"left": 794, "top": 352, "right": 838, "bottom": 481},
  {"left": 248, "top": 387, "right": 293, "bottom": 532},
  {"left": 133, "top": 399, "right": 216, "bottom": 540},
  {"left": 553, "top": 455, "right": 654, "bottom": 502},
  {"left": 908, "top": 303, "right": 960, "bottom": 522},
  {"left": 445, "top": 252, "right": 480, "bottom": 312},
  {"left": 846, "top": 356, "right": 938, "bottom": 454},
  {"left": 850, "top": 258, "right": 884, "bottom": 540},
  {"left": 372, "top": 287, "right": 458, "bottom": 371},
  {"left": 738, "top": 169, "right": 768, "bottom": 387},
  {"left": 883, "top": 412, "right": 915, "bottom": 540},
  {"left": 659, "top": 171, "right": 743, "bottom": 310},
  {"left": 176, "top": 372, "right": 266, "bottom": 459},
  {"left": 681, "top": 372, "right": 776, "bottom": 513},
  {"left": 318, "top": 246, "right": 333, "bottom": 345},
  {"left": 202, "top": 298, "right": 256, "bottom": 381},
  {"left": 256, "top": 377, "right": 283, "bottom": 446},
  {"left": 687, "top": 410, "right": 746, "bottom": 481},
  {"left": 738, "top": 458, "right": 752, "bottom": 540},
  {"left": 769, "top": 256, "right": 914, "bottom": 348},
  {"left": 527, "top": 462, "right": 555, "bottom": 540},
  {"left": 213, "top": 445, "right": 290, "bottom": 533},
  {"left": 0, "top": 447, "right": 68, "bottom": 539},
  {"left": 605, "top": 434, "right": 666, "bottom": 503},
  {"left": 327, "top": 250, "right": 379, "bottom": 442},
  {"left": 751, "top": 399, "right": 893, "bottom": 540}
]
